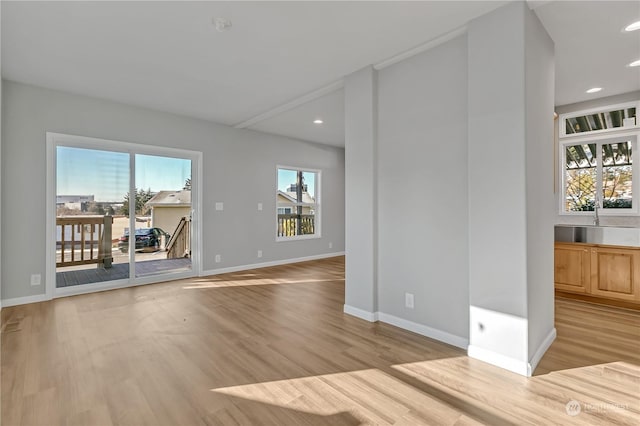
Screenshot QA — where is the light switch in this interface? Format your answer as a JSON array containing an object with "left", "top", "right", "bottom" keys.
[
  {"left": 258, "top": 203, "right": 263, "bottom": 211},
  {"left": 215, "top": 202, "right": 224, "bottom": 211}
]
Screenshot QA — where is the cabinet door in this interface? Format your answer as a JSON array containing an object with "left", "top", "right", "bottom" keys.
[
  {"left": 555, "top": 243, "right": 590, "bottom": 293},
  {"left": 590, "top": 247, "right": 640, "bottom": 302}
]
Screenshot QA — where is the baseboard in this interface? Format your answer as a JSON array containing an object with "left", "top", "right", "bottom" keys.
[
  {"left": 467, "top": 344, "right": 530, "bottom": 376},
  {"left": 377, "top": 312, "right": 469, "bottom": 349},
  {"left": 201, "top": 252, "right": 345, "bottom": 276},
  {"left": 2, "top": 293, "right": 49, "bottom": 308},
  {"left": 343, "top": 304, "right": 378, "bottom": 322},
  {"left": 470, "top": 328, "right": 556, "bottom": 377},
  {"left": 2, "top": 253, "right": 345, "bottom": 308},
  {"left": 528, "top": 327, "right": 556, "bottom": 375}
]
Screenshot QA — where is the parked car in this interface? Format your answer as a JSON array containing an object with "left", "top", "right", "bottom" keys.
[{"left": 118, "top": 228, "right": 171, "bottom": 253}]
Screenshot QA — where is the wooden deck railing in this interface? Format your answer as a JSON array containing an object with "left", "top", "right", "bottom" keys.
[
  {"left": 56, "top": 215, "right": 113, "bottom": 268},
  {"left": 277, "top": 214, "right": 315, "bottom": 237},
  {"left": 167, "top": 216, "right": 191, "bottom": 259}
]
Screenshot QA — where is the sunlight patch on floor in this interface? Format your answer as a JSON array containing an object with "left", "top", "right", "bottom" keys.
[
  {"left": 210, "top": 365, "right": 480, "bottom": 425},
  {"left": 183, "top": 277, "right": 343, "bottom": 289}
]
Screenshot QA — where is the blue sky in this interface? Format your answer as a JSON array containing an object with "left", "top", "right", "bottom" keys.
[
  {"left": 57, "top": 147, "right": 191, "bottom": 201},
  {"left": 278, "top": 168, "right": 315, "bottom": 196}
]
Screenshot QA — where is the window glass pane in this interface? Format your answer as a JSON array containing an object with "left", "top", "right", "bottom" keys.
[
  {"left": 277, "top": 168, "right": 317, "bottom": 237},
  {"left": 565, "top": 144, "right": 596, "bottom": 211},
  {"left": 602, "top": 141, "right": 632, "bottom": 209},
  {"left": 565, "top": 107, "right": 636, "bottom": 134},
  {"left": 56, "top": 146, "right": 129, "bottom": 287}
]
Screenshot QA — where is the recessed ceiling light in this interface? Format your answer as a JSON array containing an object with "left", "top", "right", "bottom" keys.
[
  {"left": 629, "top": 59, "right": 640, "bottom": 67},
  {"left": 586, "top": 87, "right": 602, "bottom": 94},
  {"left": 313, "top": 119, "right": 323, "bottom": 124},
  {"left": 624, "top": 21, "right": 640, "bottom": 32}
]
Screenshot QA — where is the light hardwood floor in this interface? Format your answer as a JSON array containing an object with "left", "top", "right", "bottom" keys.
[{"left": 2, "top": 256, "right": 639, "bottom": 425}]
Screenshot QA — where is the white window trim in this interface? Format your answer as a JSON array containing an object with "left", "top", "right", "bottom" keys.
[
  {"left": 276, "top": 165, "right": 321, "bottom": 242},
  {"left": 559, "top": 100, "right": 639, "bottom": 139},
  {"left": 559, "top": 129, "right": 639, "bottom": 216}
]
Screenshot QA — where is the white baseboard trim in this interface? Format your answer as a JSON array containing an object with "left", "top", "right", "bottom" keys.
[
  {"left": 528, "top": 327, "right": 557, "bottom": 375},
  {"left": 201, "top": 252, "right": 345, "bottom": 277},
  {"left": 342, "top": 307, "right": 469, "bottom": 349},
  {"left": 2, "top": 293, "right": 49, "bottom": 308},
  {"left": 467, "top": 344, "right": 530, "bottom": 377},
  {"left": 343, "top": 304, "right": 378, "bottom": 322},
  {"left": 377, "top": 312, "right": 469, "bottom": 349}
]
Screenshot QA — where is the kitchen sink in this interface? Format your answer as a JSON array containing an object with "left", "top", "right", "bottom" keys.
[{"left": 555, "top": 225, "right": 640, "bottom": 247}]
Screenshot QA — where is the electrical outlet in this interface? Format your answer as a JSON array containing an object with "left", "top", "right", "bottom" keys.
[
  {"left": 405, "top": 293, "right": 414, "bottom": 309},
  {"left": 215, "top": 202, "right": 224, "bottom": 211},
  {"left": 257, "top": 203, "right": 263, "bottom": 211},
  {"left": 30, "top": 274, "right": 41, "bottom": 286},
  {"left": 257, "top": 250, "right": 262, "bottom": 258},
  {"left": 215, "top": 254, "right": 221, "bottom": 263},
  {"left": 329, "top": 242, "right": 333, "bottom": 249}
]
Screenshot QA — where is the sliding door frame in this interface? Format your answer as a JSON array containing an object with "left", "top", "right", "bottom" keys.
[{"left": 45, "top": 132, "right": 203, "bottom": 299}]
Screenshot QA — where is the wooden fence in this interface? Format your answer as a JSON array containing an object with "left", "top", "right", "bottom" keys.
[
  {"left": 56, "top": 215, "right": 113, "bottom": 268},
  {"left": 277, "top": 214, "right": 315, "bottom": 237},
  {"left": 166, "top": 216, "right": 191, "bottom": 259}
]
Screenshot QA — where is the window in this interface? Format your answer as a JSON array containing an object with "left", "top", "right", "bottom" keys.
[
  {"left": 560, "top": 101, "right": 638, "bottom": 137},
  {"left": 561, "top": 134, "right": 638, "bottom": 214},
  {"left": 276, "top": 167, "right": 320, "bottom": 239}
]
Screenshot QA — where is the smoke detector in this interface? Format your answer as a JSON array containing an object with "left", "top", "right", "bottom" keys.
[{"left": 213, "top": 17, "right": 232, "bottom": 32}]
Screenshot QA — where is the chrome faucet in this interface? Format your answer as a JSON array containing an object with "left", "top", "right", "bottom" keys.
[{"left": 593, "top": 196, "right": 600, "bottom": 226}]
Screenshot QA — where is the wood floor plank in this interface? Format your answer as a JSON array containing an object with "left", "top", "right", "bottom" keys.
[{"left": 2, "top": 256, "right": 639, "bottom": 425}]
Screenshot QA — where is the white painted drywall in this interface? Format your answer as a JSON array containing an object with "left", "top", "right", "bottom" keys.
[
  {"left": 344, "top": 66, "right": 378, "bottom": 316},
  {"left": 468, "top": 2, "right": 528, "bottom": 319},
  {"left": 1, "top": 80, "right": 345, "bottom": 300},
  {"left": 468, "top": 1, "right": 555, "bottom": 375},
  {"left": 377, "top": 35, "right": 469, "bottom": 340},
  {"left": 524, "top": 6, "right": 556, "bottom": 367}
]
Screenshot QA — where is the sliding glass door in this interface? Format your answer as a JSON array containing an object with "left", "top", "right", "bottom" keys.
[
  {"left": 55, "top": 146, "right": 130, "bottom": 287},
  {"left": 133, "top": 154, "right": 192, "bottom": 278},
  {"left": 50, "top": 134, "right": 200, "bottom": 294}
]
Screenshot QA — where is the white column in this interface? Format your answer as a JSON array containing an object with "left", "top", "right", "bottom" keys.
[
  {"left": 343, "top": 66, "right": 378, "bottom": 320},
  {"left": 467, "top": 1, "right": 555, "bottom": 376}
]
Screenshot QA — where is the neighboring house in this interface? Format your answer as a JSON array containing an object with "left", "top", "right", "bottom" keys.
[
  {"left": 276, "top": 190, "right": 315, "bottom": 215},
  {"left": 145, "top": 190, "right": 191, "bottom": 235},
  {"left": 276, "top": 184, "right": 316, "bottom": 214},
  {"left": 56, "top": 194, "right": 95, "bottom": 211}
]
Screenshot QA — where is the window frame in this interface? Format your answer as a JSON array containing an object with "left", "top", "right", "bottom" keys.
[
  {"left": 276, "top": 165, "right": 321, "bottom": 242},
  {"left": 558, "top": 100, "right": 639, "bottom": 138},
  {"left": 559, "top": 129, "right": 639, "bottom": 216}
]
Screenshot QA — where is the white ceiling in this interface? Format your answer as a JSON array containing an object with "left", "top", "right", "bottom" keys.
[
  {"left": 2, "top": 1, "right": 639, "bottom": 147},
  {"left": 534, "top": 0, "right": 640, "bottom": 107}
]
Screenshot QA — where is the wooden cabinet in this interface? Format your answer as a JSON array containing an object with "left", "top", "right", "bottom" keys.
[
  {"left": 590, "top": 246, "right": 640, "bottom": 302},
  {"left": 555, "top": 243, "right": 590, "bottom": 293},
  {"left": 554, "top": 242, "right": 640, "bottom": 306}
]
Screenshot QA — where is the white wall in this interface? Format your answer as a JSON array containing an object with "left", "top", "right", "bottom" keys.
[
  {"left": 525, "top": 6, "right": 556, "bottom": 371},
  {"left": 467, "top": 3, "right": 529, "bottom": 373},
  {"left": 343, "top": 2, "right": 557, "bottom": 367},
  {"left": 1, "top": 80, "right": 345, "bottom": 301},
  {"left": 344, "top": 66, "right": 378, "bottom": 318},
  {"left": 467, "top": 1, "right": 555, "bottom": 376},
  {"left": 377, "top": 35, "right": 469, "bottom": 342},
  {"left": 555, "top": 90, "right": 640, "bottom": 227}
]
